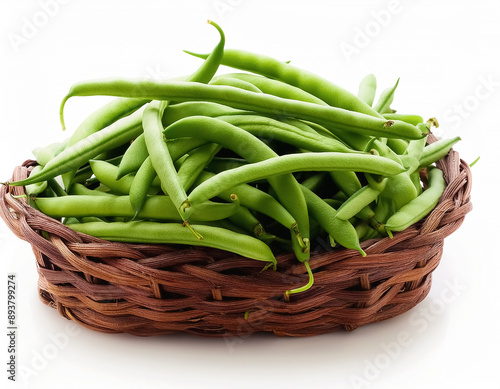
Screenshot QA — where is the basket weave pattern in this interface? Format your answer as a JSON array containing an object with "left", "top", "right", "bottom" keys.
[{"left": 0, "top": 135, "right": 472, "bottom": 337}]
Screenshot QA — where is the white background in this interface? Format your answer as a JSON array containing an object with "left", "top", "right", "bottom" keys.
[{"left": 0, "top": 0, "right": 497, "bottom": 388}]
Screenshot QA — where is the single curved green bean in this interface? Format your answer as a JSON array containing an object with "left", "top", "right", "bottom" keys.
[
  {"left": 59, "top": 81, "right": 424, "bottom": 140},
  {"left": 385, "top": 166, "right": 445, "bottom": 235},
  {"left": 227, "top": 206, "right": 265, "bottom": 238},
  {"left": 373, "top": 78, "right": 399, "bottom": 114},
  {"left": 357, "top": 74, "right": 377, "bottom": 107},
  {"left": 383, "top": 113, "right": 424, "bottom": 126},
  {"left": 334, "top": 178, "right": 387, "bottom": 221},
  {"left": 68, "top": 221, "right": 276, "bottom": 265},
  {"left": 25, "top": 166, "right": 47, "bottom": 196},
  {"left": 418, "top": 136, "right": 461, "bottom": 169},
  {"left": 129, "top": 156, "right": 158, "bottom": 218},
  {"left": 184, "top": 152, "right": 406, "bottom": 213},
  {"left": 177, "top": 143, "right": 221, "bottom": 191},
  {"left": 185, "top": 20, "right": 225, "bottom": 84},
  {"left": 142, "top": 100, "right": 188, "bottom": 218}
]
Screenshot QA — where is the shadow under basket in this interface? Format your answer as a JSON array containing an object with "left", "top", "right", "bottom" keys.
[{"left": 0, "top": 144, "right": 472, "bottom": 337}]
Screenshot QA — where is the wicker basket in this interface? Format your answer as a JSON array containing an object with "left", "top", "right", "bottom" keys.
[{"left": 0, "top": 134, "right": 472, "bottom": 337}]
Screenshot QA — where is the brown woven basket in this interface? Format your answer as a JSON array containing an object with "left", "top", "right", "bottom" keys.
[{"left": 0, "top": 134, "right": 472, "bottom": 337}]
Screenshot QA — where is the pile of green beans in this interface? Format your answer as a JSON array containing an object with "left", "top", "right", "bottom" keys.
[{"left": 6, "top": 21, "right": 461, "bottom": 297}]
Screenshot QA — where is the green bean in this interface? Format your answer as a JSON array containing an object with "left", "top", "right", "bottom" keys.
[
  {"left": 32, "top": 139, "right": 69, "bottom": 166},
  {"left": 25, "top": 166, "right": 47, "bottom": 196},
  {"left": 300, "top": 185, "right": 365, "bottom": 256},
  {"left": 383, "top": 113, "right": 424, "bottom": 126},
  {"left": 59, "top": 81, "right": 425, "bottom": 140},
  {"left": 35, "top": 194, "right": 240, "bottom": 222},
  {"left": 214, "top": 72, "right": 329, "bottom": 106},
  {"left": 184, "top": 152, "right": 406, "bottom": 215},
  {"left": 357, "top": 73, "right": 377, "bottom": 107},
  {"left": 68, "top": 221, "right": 276, "bottom": 265},
  {"left": 129, "top": 157, "right": 158, "bottom": 218},
  {"left": 177, "top": 143, "right": 221, "bottom": 191},
  {"left": 334, "top": 178, "right": 387, "bottom": 221},
  {"left": 185, "top": 20, "right": 225, "bottom": 84},
  {"left": 142, "top": 100, "right": 188, "bottom": 219},
  {"left": 418, "top": 136, "right": 461, "bottom": 169},
  {"left": 227, "top": 206, "right": 265, "bottom": 238},
  {"left": 373, "top": 78, "right": 399, "bottom": 114},
  {"left": 209, "top": 76, "right": 263, "bottom": 93},
  {"left": 405, "top": 134, "right": 428, "bottom": 162},
  {"left": 184, "top": 49, "right": 381, "bottom": 117},
  {"left": 385, "top": 166, "right": 445, "bottom": 235}
]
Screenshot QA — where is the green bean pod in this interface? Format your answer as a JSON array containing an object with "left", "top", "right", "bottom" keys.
[
  {"left": 300, "top": 185, "right": 365, "bottom": 256},
  {"left": 177, "top": 143, "right": 222, "bottom": 191},
  {"left": 68, "top": 221, "right": 276, "bottom": 265},
  {"left": 59, "top": 80, "right": 425, "bottom": 140},
  {"left": 384, "top": 167, "right": 445, "bottom": 235},
  {"left": 35, "top": 194, "right": 240, "bottom": 222},
  {"left": 383, "top": 113, "right": 424, "bottom": 126},
  {"left": 373, "top": 78, "right": 399, "bottom": 114},
  {"left": 184, "top": 152, "right": 406, "bottom": 214},
  {"left": 357, "top": 73, "right": 377, "bottom": 107},
  {"left": 25, "top": 166, "right": 47, "bottom": 196},
  {"left": 129, "top": 157, "right": 158, "bottom": 218},
  {"left": 335, "top": 178, "right": 387, "bottom": 221},
  {"left": 418, "top": 136, "right": 461, "bottom": 169}
]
